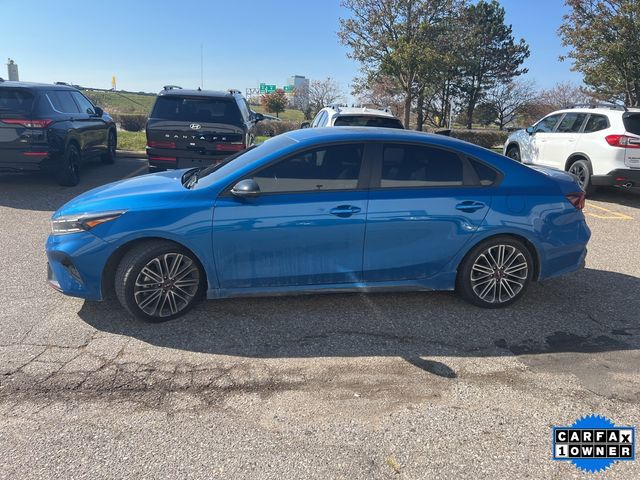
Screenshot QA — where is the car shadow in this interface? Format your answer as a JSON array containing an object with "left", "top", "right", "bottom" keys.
[
  {"left": 0, "top": 155, "right": 147, "bottom": 212},
  {"left": 78, "top": 267, "right": 639, "bottom": 377},
  {"left": 590, "top": 186, "right": 640, "bottom": 209}
]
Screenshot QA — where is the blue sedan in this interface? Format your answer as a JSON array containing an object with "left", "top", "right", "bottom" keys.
[{"left": 46, "top": 128, "right": 590, "bottom": 322}]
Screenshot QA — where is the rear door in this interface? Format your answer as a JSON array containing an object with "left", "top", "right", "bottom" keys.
[
  {"left": 623, "top": 112, "right": 640, "bottom": 168},
  {"left": 0, "top": 87, "right": 37, "bottom": 165},
  {"left": 363, "top": 143, "right": 494, "bottom": 282}
]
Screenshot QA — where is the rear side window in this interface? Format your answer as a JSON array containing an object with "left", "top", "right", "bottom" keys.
[
  {"left": 334, "top": 115, "right": 404, "bottom": 129},
  {"left": 380, "top": 144, "right": 463, "bottom": 187},
  {"left": 254, "top": 143, "right": 364, "bottom": 193},
  {"left": 584, "top": 114, "right": 609, "bottom": 133},
  {"left": 556, "top": 113, "right": 587, "bottom": 133},
  {"left": 0, "top": 89, "right": 35, "bottom": 114},
  {"left": 151, "top": 96, "right": 242, "bottom": 124},
  {"left": 623, "top": 113, "right": 640, "bottom": 135},
  {"left": 469, "top": 158, "right": 498, "bottom": 186},
  {"left": 46, "top": 91, "right": 80, "bottom": 114}
]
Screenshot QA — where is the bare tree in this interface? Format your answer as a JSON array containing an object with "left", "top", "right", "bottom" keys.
[
  {"left": 352, "top": 75, "right": 405, "bottom": 118},
  {"left": 538, "top": 81, "right": 593, "bottom": 110},
  {"left": 290, "top": 83, "right": 312, "bottom": 119},
  {"left": 483, "top": 80, "right": 537, "bottom": 130},
  {"left": 308, "top": 77, "right": 344, "bottom": 116}
]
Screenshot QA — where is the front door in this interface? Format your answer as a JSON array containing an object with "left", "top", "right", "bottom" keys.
[
  {"left": 363, "top": 143, "right": 493, "bottom": 282},
  {"left": 212, "top": 143, "right": 370, "bottom": 288},
  {"left": 530, "top": 113, "right": 564, "bottom": 166}
]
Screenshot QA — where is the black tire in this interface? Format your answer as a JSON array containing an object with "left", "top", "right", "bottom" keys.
[
  {"left": 505, "top": 145, "right": 521, "bottom": 162},
  {"left": 114, "top": 241, "right": 204, "bottom": 322},
  {"left": 568, "top": 158, "right": 596, "bottom": 195},
  {"left": 101, "top": 130, "right": 116, "bottom": 164},
  {"left": 56, "top": 143, "right": 81, "bottom": 186},
  {"left": 456, "top": 236, "right": 533, "bottom": 308}
]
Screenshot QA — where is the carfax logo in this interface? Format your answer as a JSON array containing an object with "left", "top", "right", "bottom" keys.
[{"left": 552, "top": 414, "right": 635, "bottom": 473}]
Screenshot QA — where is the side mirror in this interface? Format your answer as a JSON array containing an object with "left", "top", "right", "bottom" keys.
[
  {"left": 300, "top": 121, "right": 310, "bottom": 129},
  {"left": 231, "top": 178, "right": 260, "bottom": 198},
  {"left": 253, "top": 112, "right": 265, "bottom": 122},
  {"left": 526, "top": 126, "right": 535, "bottom": 135}
]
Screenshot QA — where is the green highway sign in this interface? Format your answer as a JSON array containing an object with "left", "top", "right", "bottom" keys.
[
  {"left": 283, "top": 85, "right": 294, "bottom": 93},
  {"left": 260, "top": 83, "right": 277, "bottom": 94}
]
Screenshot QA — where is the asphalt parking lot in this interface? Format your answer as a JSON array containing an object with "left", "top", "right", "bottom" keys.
[{"left": 0, "top": 157, "right": 639, "bottom": 479}]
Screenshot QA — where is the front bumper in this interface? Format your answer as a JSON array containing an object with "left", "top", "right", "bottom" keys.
[
  {"left": 45, "top": 231, "right": 112, "bottom": 301},
  {"left": 591, "top": 168, "right": 640, "bottom": 187}
]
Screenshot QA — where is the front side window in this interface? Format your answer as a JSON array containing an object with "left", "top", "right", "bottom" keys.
[
  {"left": 534, "top": 114, "right": 562, "bottom": 133},
  {"left": 46, "top": 91, "right": 80, "bottom": 114},
  {"left": 583, "top": 114, "right": 609, "bottom": 133},
  {"left": 71, "top": 91, "right": 95, "bottom": 115},
  {"left": 311, "top": 111, "right": 324, "bottom": 127},
  {"left": 253, "top": 143, "right": 364, "bottom": 193},
  {"left": 380, "top": 144, "right": 464, "bottom": 187},
  {"left": 556, "top": 113, "right": 587, "bottom": 133}
]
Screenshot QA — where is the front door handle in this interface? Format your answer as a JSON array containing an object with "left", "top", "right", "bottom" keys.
[
  {"left": 455, "top": 201, "right": 486, "bottom": 213},
  {"left": 330, "top": 205, "right": 361, "bottom": 217}
]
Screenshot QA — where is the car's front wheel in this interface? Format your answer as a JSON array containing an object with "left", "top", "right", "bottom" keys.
[
  {"left": 505, "top": 145, "right": 521, "bottom": 162},
  {"left": 115, "top": 241, "right": 204, "bottom": 322},
  {"left": 456, "top": 237, "right": 533, "bottom": 308},
  {"left": 102, "top": 130, "right": 116, "bottom": 164}
]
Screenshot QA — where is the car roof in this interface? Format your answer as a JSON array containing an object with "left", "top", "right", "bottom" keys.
[
  {"left": 158, "top": 88, "right": 237, "bottom": 98},
  {"left": 282, "top": 126, "right": 476, "bottom": 150},
  {"left": 0, "top": 80, "right": 77, "bottom": 91},
  {"left": 553, "top": 106, "right": 640, "bottom": 116}
]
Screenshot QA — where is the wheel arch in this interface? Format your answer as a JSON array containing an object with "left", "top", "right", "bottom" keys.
[
  {"left": 564, "top": 152, "right": 592, "bottom": 173},
  {"left": 456, "top": 233, "right": 541, "bottom": 282},
  {"left": 505, "top": 142, "right": 520, "bottom": 154},
  {"left": 101, "top": 236, "right": 210, "bottom": 300}
]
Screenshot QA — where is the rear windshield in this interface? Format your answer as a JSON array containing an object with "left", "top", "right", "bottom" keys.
[
  {"left": 334, "top": 115, "right": 404, "bottom": 129},
  {"left": 0, "top": 89, "right": 35, "bottom": 115},
  {"left": 623, "top": 113, "right": 640, "bottom": 135},
  {"left": 150, "top": 96, "right": 242, "bottom": 124}
]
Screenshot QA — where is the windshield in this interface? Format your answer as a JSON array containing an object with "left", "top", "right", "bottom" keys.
[
  {"left": 0, "top": 89, "right": 35, "bottom": 115},
  {"left": 194, "top": 135, "right": 296, "bottom": 189},
  {"left": 151, "top": 96, "right": 242, "bottom": 124},
  {"left": 334, "top": 115, "right": 403, "bottom": 128}
]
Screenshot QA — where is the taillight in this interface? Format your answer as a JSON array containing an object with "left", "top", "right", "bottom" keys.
[
  {"left": 605, "top": 134, "right": 640, "bottom": 148},
  {"left": 147, "top": 140, "right": 176, "bottom": 148},
  {"left": 215, "top": 143, "right": 245, "bottom": 152},
  {"left": 148, "top": 156, "right": 176, "bottom": 162},
  {"left": 2, "top": 119, "right": 52, "bottom": 128},
  {"left": 565, "top": 192, "right": 586, "bottom": 210}
]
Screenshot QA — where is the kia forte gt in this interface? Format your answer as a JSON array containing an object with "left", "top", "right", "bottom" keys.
[{"left": 46, "top": 127, "right": 590, "bottom": 322}]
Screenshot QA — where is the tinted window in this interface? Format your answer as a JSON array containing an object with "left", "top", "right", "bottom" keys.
[
  {"left": 254, "top": 143, "right": 364, "bottom": 193},
  {"left": 316, "top": 111, "right": 328, "bottom": 127},
  {"left": 469, "top": 158, "right": 498, "bottom": 186},
  {"left": 381, "top": 144, "right": 463, "bottom": 187},
  {"left": 584, "top": 114, "right": 609, "bottom": 133},
  {"left": 236, "top": 97, "right": 250, "bottom": 121},
  {"left": 151, "top": 96, "right": 242, "bottom": 124},
  {"left": 0, "top": 89, "right": 34, "bottom": 114},
  {"left": 556, "top": 113, "right": 587, "bottom": 133},
  {"left": 623, "top": 113, "right": 640, "bottom": 135},
  {"left": 71, "top": 91, "right": 95, "bottom": 114},
  {"left": 534, "top": 114, "right": 562, "bottom": 133},
  {"left": 46, "top": 91, "right": 80, "bottom": 114},
  {"left": 334, "top": 115, "right": 404, "bottom": 129},
  {"left": 311, "top": 111, "right": 323, "bottom": 127}
]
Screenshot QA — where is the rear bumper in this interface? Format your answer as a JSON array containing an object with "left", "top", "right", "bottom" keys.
[
  {"left": 0, "top": 149, "right": 62, "bottom": 173},
  {"left": 146, "top": 147, "right": 234, "bottom": 170},
  {"left": 591, "top": 168, "right": 640, "bottom": 187}
]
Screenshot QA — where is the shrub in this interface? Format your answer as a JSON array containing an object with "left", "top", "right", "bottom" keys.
[
  {"left": 439, "top": 129, "right": 509, "bottom": 149},
  {"left": 255, "top": 120, "right": 300, "bottom": 137},
  {"left": 113, "top": 113, "right": 147, "bottom": 132}
]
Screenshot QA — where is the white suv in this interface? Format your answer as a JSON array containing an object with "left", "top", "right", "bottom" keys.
[
  {"left": 503, "top": 104, "right": 640, "bottom": 193},
  {"left": 303, "top": 105, "right": 404, "bottom": 129}
]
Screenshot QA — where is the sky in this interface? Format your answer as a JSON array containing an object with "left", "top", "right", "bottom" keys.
[{"left": 1, "top": 0, "right": 582, "bottom": 97}]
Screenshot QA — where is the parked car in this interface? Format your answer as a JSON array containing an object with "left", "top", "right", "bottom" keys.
[
  {"left": 301, "top": 105, "right": 404, "bottom": 129},
  {"left": 145, "top": 86, "right": 264, "bottom": 172},
  {"left": 47, "top": 127, "right": 590, "bottom": 322},
  {"left": 0, "top": 80, "right": 116, "bottom": 186},
  {"left": 504, "top": 104, "right": 640, "bottom": 193}
]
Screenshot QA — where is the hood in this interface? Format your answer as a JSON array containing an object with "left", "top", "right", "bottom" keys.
[{"left": 53, "top": 169, "right": 190, "bottom": 218}]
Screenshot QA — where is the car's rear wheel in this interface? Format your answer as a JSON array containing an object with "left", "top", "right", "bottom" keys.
[
  {"left": 115, "top": 241, "right": 204, "bottom": 322},
  {"left": 505, "top": 145, "right": 521, "bottom": 162},
  {"left": 457, "top": 237, "right": 533, "bottom": 308},
  {"left": 568, "top": 158, "right": 596, "bottom": 195},
  {"left": 56, "top": 143, "right": 81, "bottom": 186},
  {"left": 102, "top": 130, "right": 116, "bottom": 164}
]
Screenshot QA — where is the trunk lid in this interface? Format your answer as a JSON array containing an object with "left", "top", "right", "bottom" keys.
[
  {"left": 622, "top": 112, "right": 640, "bottom": 168},
  {"left": 146, "top": 120, "right": 244, "bottom": 155}
]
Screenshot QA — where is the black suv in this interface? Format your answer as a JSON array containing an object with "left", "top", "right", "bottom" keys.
[
  {"left": 145, "top": 87, "right": 263, "bottom": 172},
  {"left": 0, "top": 80, "right": 117, "bottom": 186}
]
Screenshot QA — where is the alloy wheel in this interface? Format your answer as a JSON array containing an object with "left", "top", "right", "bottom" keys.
[
  {"left": 569, "top": 162, "right": 588, "bottom": 190},
  {"left": 470, "top": 244, "right": 529, "bottom": 304},
  {"left": 133, "top": 253, "right": 200, "bottom": 318}
]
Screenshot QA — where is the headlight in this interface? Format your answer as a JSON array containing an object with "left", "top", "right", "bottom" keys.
[{"left": 51, "top": 211, "right": 126, "bottom": 235}]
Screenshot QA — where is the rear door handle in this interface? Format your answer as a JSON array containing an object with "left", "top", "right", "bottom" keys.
[
  {"left": 455, "top": 201, "right": 486, "bottom": 213},
  {"left": 330, "top": 205, "right": 362, "bottom": 217}
]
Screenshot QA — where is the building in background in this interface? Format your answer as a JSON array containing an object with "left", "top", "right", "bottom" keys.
[
  {"left": 287, "top": 75, "right": 309, "bottom": 109},
  {"left": 7, "top": 59, "right": 19, "bottom": 81}
]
